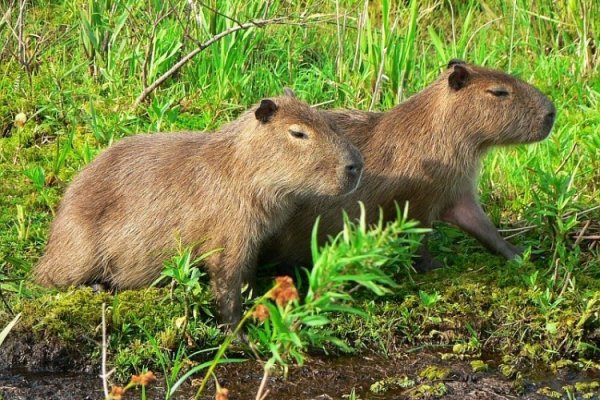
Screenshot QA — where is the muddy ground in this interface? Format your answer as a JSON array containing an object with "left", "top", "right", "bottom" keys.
[{"left": 1, "top": 348, "right": 598, "bottom": 400}]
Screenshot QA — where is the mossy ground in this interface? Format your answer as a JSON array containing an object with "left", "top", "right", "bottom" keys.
[{"left": 1, "top": 247, "right": 597, "bottom": 392}]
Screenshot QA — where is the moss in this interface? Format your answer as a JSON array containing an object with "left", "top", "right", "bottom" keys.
[
  {"left": 536, "top": 387, "right": 562, "bottom": 398},
  {"left": 17, "top": 288, "right": 112, "bottom": 342},
  {"left": 6, "top": 286, "right": 223, "bottom": 378},
  {"left": 410, "top": 382, "right": 447, "bottom": 399},
  {"left": 111, "top": 289, "right": 187, "bottom": 335},
  {"left": 574, "top": 381, "right": 600, "bottom": 392},
  {"left": 452, "top": 342, "right": 479, "bottom": 356},
  {"left": 369, "top": 375, "right": 416, "bottom": 393},
  {"left": 108, "top": 289, "right": 223, "bottom": 378},
  {"left": 329, "top": 265, "right": 600, "bottom": 375},
  {"left": 470, "top": 360, "right": 489, "bottom": 372},
  {"left": 579, "top": 359, "right": 600, "bottom": 371},
  {"left": 13, "top": 287, "right": 200, "bottom": 344},
  {"left": 512, "top": 372, "right": 526, "bottom": 395},
  {"left": 418, "top": 365, "right": 450, "bottom": 380}
]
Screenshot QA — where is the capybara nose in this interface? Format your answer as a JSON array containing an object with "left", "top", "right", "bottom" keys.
[
  {"left": 345, "top": 162, "right": 363, "bottom": 176},
  {"left": 342, "top": 160, "right": 363, "bottom": 193},
  {"left": 345, "top": 146, "right": 364, "bottom": 177},
  {"left": 541, "top": 102, "right": 556, "bottom": 136},
  {"left": 544, "top": 110, "right": 556, "bottom": 126}
]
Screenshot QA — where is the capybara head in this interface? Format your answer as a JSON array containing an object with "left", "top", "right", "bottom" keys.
[
  {"left": 243, "top": 96, "right": 363, "bottom": 196},
  {"left": 441, "top": 59, "right": 556, "bottom": 146}
]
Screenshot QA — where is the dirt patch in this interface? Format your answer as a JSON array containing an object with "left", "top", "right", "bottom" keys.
[
  {"left": 0, "top": 371, "right": 102, "bottom": 400},
  {"left": 209, "top": 352, "right": 515, "bottom": 400},
  {"left": 0, "top": 334, "right": 93, "bottom": 373}
]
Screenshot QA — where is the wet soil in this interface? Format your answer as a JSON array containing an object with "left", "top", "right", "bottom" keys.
[{"left": 1, "top": 350, "right": 598, "bottom": 400}]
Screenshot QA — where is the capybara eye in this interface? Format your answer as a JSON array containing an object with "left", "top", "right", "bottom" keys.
[
  {"left": 487, "top": 88, "right": 510, "bottom": 97},
  {"left": 289, "top": 130, "right": 308, "bottom": 139}
]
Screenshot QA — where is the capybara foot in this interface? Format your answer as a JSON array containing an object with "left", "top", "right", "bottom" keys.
[{"left": 413, "top": 256, "right": 445, "bottom": 273}]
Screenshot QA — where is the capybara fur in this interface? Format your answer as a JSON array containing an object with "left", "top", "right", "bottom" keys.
[
  {"left": 262, "top": 60, "right": 556, "bottom": 271},
  {"left": 34, "top": 96, "right": 364, "bottom": 327}
]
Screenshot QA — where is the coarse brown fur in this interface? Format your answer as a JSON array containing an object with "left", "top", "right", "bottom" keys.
[
  {"left": 34, "top": 96, "right": 364, "bottom": 327},
  {"left": 262, "top": 61, "right": 556, "bottom": 270}
]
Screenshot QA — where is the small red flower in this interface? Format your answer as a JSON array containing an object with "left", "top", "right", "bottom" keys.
[
  {"left": 216, "top": 386, "right": 229, "bottom": 400},
  {"left": 131, "top": 370, "right": 156, "bottom": 386},
  {"left": 252, "top": 304, "right": 270, "bottom": 322},
  {"left": 109, "top": 386, "right": 124, "bottom": 400},
  {"left": 269, "top": 276, "right": 299, "bottom": 307}
]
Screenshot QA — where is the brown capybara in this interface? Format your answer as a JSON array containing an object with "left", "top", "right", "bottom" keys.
[
  {"left": 34, "top": 96, "right": 364, "bottom": 327},
  {"left": 262, "top": 60, "right": 556, "bottom": 271}
]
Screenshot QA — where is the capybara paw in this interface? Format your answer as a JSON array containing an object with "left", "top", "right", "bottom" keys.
[
  {"left": 89, "top": 283, "right": 108, "bottom": 293},
  {"left": 413, "top": 256, "right": 445, "bottom": 273},
  {"left": 235, "top": 330, "right": 249, "bottom": 345},
  {"left": 510, "top": 244, "right": 525, "bottom": 258}
]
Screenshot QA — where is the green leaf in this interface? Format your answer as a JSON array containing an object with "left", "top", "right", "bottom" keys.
[{"left": 300, "top": 315, "right": 330, "bottom": 327}]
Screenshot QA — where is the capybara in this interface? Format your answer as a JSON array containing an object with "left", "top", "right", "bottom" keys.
[
  {"left": 262, "top": 60, "right": 556, "bottom": 271},
  {"left": 34, "top": 96, "right": 364, "bottom": 327}
]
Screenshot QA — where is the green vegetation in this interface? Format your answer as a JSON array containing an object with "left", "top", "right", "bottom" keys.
[{"left": 0, "top": 0, "right": 598, "bottom": 398}]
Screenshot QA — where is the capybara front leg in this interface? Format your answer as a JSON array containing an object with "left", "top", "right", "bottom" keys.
[
  {"left": 413, "top": 235, "right": 445, "bottom": 272},
  {"left": 212, "top": 270, "right": 243, "bottom": 331},
  {"left": 441, "top": 193, "right": 521, "bottom": 259}
]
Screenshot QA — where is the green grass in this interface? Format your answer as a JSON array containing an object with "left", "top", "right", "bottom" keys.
[{"left": 0, "top": 0, "right": 599, "bottom": 397}]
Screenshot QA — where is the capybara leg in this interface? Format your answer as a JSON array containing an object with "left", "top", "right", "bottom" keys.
[
  {"left": 413, "top": 235, "right": 445, "bottom": 272},
  {"left": 35, "top": 216, "right": 102, "bottom": 288},
  {"left": 441, "top": 193, "right": 521, "bottom": 259},
  {"left": 90, "top": 283, "right": 109, "bottom": 293},
  {"left": 243, "top": 265, "right": 258, "bottom": 299},
  {"left": 212, "top": 271, "right": 243, "bottom": 331},
  {"left": 35, "top": 227, "right": 99, "bottom": 287}
]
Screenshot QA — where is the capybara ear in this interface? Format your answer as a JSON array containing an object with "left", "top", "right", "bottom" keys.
[
  {"left": 447, "top": 59, "right": 466, "bottom": 68},
  {"left": 448, "top": 64, "right": 470, "bottom": 90},
  {"left": 255, "top": 99, "right": 278, "bottom": 123},
  {"left": 283, "top": 87, "right": 296, "bottom": 97}
]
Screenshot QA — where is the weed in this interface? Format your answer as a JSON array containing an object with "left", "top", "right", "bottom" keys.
[{"left": 153, "top": 243, "right": 217, "bottom": 328}]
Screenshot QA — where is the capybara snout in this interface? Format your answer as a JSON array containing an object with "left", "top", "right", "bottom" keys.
[{"left": 510, "top": 77, "right": 556, "bottom": 143}]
